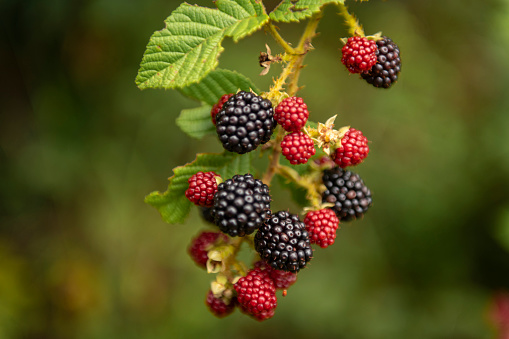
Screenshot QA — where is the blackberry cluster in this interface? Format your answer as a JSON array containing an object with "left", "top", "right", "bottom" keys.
[
  {"left": 254, "top": 211, "right": 313, "bottom": 273},
  {"left": 215, "top": 91, "right": 276, "bottom": 154},
  {"left": 361, "top": 36, "right": 401, "bottom": 88},
  {"left": 322, "top": 167, "right": 372, "bottom": 221},
  {"left": 213, "top": 174, "right": 271, "bottom": 237}
]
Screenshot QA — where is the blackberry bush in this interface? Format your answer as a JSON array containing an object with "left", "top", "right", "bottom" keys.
[{"left": 137, "top": 0, "right": 401, "bottom": 321}]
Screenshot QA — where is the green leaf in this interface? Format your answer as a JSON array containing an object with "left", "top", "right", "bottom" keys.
[
  {"left": 136, "top": 0, "right": 269, "bottom": 90},
  {"left": 176, "top": 104, "right": 215, "bottom": 139},
  {"left": 270, "top": 0, "right": 344, "bottom": 23},
  {"left": 145, "top": 152, "right": 254, "bottom": 224},
  {"left": 179, "top": 69, "right": 259, "bottom": 106}
]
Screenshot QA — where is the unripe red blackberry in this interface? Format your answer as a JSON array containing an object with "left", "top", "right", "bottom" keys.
[
  {"left": 341, "top": 36, "right": 378, "bottom": 74},
  {"left": 281, "top": 131, "right": 316, "bottom": 165},
  {"left": 213, "top": 174, "right": 271, "bottom": 237},
  {"left": 205, "top": 290, "right": 236, "bottom": 318},
  {"left": 234, "top": 268, "right": 277, "bottom": 319},
  {"left": 211, "top": 93, "right": 234, "bottom": 125},
  {"left": 254, "top": 260, "right": 297, "bottom": 290},
  {"left": 322, "top": 167, "right": 373, "bottom": 221},
  {"left": 185, "top": 171, "right": 220, "bottom": 207},
  {"left": 361, "top": 36, "right": 401, "bottom": 88},
  {"left": 188, "top": 231, "right": 228, "bottom": 268},
  {"left": 274, "top": 97, "right": 309, "bottom": 132},
  {"left": 254, "top": 211, "right": 313, "bottom": 272},
  {"left": 216, "top": 91, "right": 276, "bottom": 154},
  {"left": 332, "top": 128, "right": 369, "bottom": 168},
  {"left": 304, "top": 209, "right": 340, "bottom": 248},
  {"left": 240, "top": 306, "right": 275, "bottom": 321}
]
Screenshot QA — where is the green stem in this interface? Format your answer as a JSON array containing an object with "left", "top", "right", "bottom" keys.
[
  {"left": 266, "top": 22, "right": 296, "bottom": 54},
  {"left": 263, "top": 13, "right": 323, "bottom": 186},
  {"left": 336, "top": 2, "right": 364, "bottom": 37}
]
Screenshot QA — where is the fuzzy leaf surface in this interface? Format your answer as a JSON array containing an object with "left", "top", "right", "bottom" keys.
[
  {"left": 145, "top": 152, "right": 253, "bottom": 224},
  {"left": 136, "top": 0, "right": 269, "bottom": 89},
  {"left": 176, "top": 105, "right": 214, "bottom": 139},
  {"left": 179, "top": 69, "right": 259, "bottom": 106},
  {"left": 269, "top": 0, "right": 344, "bottom": 23}
]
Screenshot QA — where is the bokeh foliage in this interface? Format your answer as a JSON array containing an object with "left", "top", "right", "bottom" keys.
[{"left": 1, "top": 0, "right": 509, "bottom": 338}]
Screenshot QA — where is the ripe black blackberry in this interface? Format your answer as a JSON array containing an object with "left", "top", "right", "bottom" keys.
[
  {"left": 254, "top": 211, "right": 313, "bottom": 273},
  {"left": 322, "top": 167, "right": 373, "bottom": 221},
  {"left": 215, "top": 91, "right": 276, "bottom": 154},
  {"left": 213, "top": 174, "right": 271, "bottom": 237},
  {"left": 361, "top": 36, "right": 401, "bottom": 88}
]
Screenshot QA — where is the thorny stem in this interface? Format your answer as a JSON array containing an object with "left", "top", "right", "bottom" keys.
[
  {"left": 336, "top": 2, "right": 365, "bottom": 37},
  {"left": 221, "top": 236, "right": 245, "bottom": 280},
  {"left": 266, "top": 22, "right": 296, "bottom": 54},
  {"left": 220, "top": 13, "right": 324, "bottom": 281},
  {"left": 262, "top": 12, "right": 323, "bottom": 186}
]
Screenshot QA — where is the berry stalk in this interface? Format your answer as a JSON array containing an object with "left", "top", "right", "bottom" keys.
[{"left": 262, "top": 12, "right": 323, "bottom": 186}]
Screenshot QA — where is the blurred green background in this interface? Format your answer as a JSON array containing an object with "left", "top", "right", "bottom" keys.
[{"left": 2, "top": 0, "right": 509, "bottom": 338}]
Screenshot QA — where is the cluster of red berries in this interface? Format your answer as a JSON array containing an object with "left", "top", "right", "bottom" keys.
[
  {"left": 275, "top": 97, "right": 315, "bottom": 165},
  {"left": 189, "top": 230, "right": 297, "bottom": 320}
]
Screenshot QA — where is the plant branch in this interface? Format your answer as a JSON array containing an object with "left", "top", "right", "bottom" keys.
[
  {"left": 262, "top": 13, "right": 324, "bottom": 186},
  {"left": 262, "top": 126, "right": 285, "bottom": 186},
  {"left": 336, "top": 2, "right": 364, "bottom": 37},
  {"left": 266, "top": 22, "right": 296, "bottom": 54}
]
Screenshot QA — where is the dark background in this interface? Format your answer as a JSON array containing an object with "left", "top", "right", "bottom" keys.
[{"left": 1, "top": 0, "right": 509, "bottom": 338}]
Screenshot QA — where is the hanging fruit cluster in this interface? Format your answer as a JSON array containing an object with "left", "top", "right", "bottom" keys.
[{"left": 136, "top": 0, "right": 401, "bottom": 322}]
